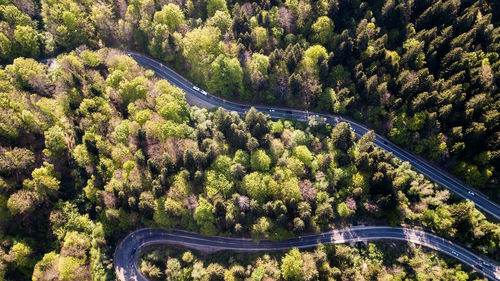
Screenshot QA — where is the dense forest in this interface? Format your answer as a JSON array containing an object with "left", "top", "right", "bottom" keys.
[
  {"left": 139, "top": 243, "right": 475, "bottom": 281},
  {"left": 0, "top": 0, "right": 499, "bottom": 280},
  {"left": 0, "top": 49, "right": 497, "bottom": 280},
  {"left": 0, "top": 0, "right": 499, "bottom": 198}
]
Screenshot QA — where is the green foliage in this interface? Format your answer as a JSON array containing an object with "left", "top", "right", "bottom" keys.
[
  {"left": 208, "top": 54, "right": 243, "bottom": 99},
  {"left": 331, "top": 122, "right": 354, "bottom": 151},
  {"left": 5, "top": 57, "right": 46, "bottom": 89},
  {"left": 293, "top": 145, "right": 313, "bottom": 167},
  {"left": 281, "top": 248, "right": 303, "bottom": 280},
  {"left": 250, "top": 149, "right": 271, "bottom": 172},
  {"left": 210, "top": 10, "right": 232, "bottom": 33},
  {"left": 337, "top": 202, "right": 354, "bottom": 218},
  {"left": 206, "top": 0, "right": 228, "bottom": 17},
  {"left": 311, "top": 16, "right": 334, "bottom": 45},
  {"left": 41, "top": 0, "right": 96, "bottom": 49},
  {"left": 14, "top": 25, "right": 40, "bottom": 57},
  {"left": 182, "top": 26, "right": 222, "bottom": 82},
  {"left": 43, "top": 125, "right": 67, "bottom": 158},
  {"left": 194, "top": 196, "right": 217, "bottom": 235},
  {"left": 154, "top": 4, "right": 185, "bottom": 31}
]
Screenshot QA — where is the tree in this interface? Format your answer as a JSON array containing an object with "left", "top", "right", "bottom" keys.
[
  {"left": 302, "top": 45, "right": 328, "bottom": 71},
  {"left": 311, "top": 16, "right": 334, "bottom": 46},
  {"left": 44, "top": 125, "right": 67, "bottom": 158},
  {"left": 7, "top": 189, "right": 39, "bottom": 214},
  {"left": 245, "top": 107, "right": 269, "bottom": 139},
  {"left": 194, "top": 196, "right": 217, "bottom": 235},
  {"left": 248, "top": 53, "right": 270, "bottom": 75},
  {"left": 210, "top": 10, "right": 232, "bottom": 34},
  {"left": 5, "top": 57, "right": 47, "bottom": 89},
  {"left": 251, "top": 26, "right": 268, "bottom": 50},
  {"left": 9, "top": 241, "right": 32, "bottom": 267},
  {"left": 205, "top": 170, "right": 233, "bottom": 198},
  {"left": 206, "top": 0, "right": 228, "bottom": 17},
  {"left": 208, "top": 54, "right": 243, "bottom": 98},
  {"left": 293, "top": 145, "right": 313, "bottom": 167},
  {"left": 165, "top": 258, "right": 182, "bottom": 280},
  {"left": 316, "top": 202, "right": 334, "bottom": 226},
  {"left": 0, "top": 148, "right": 35, "bottom": 176},
  {"left": 153, "top": 4, "right": 185, "bottom": 31},
  {"left": 281, "top": 248, "right": 303, "bottom": 281},
  {"left": 331, "top": 122, "right": 354, "bottom": 151},
  {"left": 293, "top": 217, "right": 305, "bottom": 234},
  {"left": 182, "top": 26, "right": 222, "bottom": 82},
  {"left": 138, "top": 191, "right": 155, "bottom": 219},
  {"left": 422, "top": 205, "right": 454, "bottom": 235},
  {"left": 337, "top": 202, "right": 354, "bottom": 218},
  {"left": 251, "top": 149, "right": 271, "bottom": 171},
  {"left": 0, "top": 32, "right": 12, "bottom": 61},
  {"left": 251, "top": 216, "right": 270, "bottom": 241},
  {"left": 14, "top": 25, "right": 40, "bottom": 58},
  {"left": 18, "top": 162, "right": 60, "bottom": 197},
  {"left": 243, "top": 172, "right": 277, "bottom": 202},
  {"left": 41, "top": 0, "right": 96, "bottom": 49}
]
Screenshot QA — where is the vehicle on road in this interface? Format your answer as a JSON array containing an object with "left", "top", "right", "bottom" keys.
[
  {"left": 193, "top": 86, "right": 200, "bottom": 91},
  {"left": 201, "top": 90, "right": 208, "bottom": 96},
  {"left": 352, "top": 128, "right": 356, "bottom": 132},
  {"left": 468, "top": 191, "right": 475, "bottom": 196},
  {"left": 314, "top": 114, "right": 319, "bottom": 117},
  {"left": 482, "top": 261, "right": 492, "bottom": 267},
  {"left": 269, "top": 109, "right": 275, "bottom": 112},
  {"left": 451, "top": 250, "right": 459, "bottom": 257}
]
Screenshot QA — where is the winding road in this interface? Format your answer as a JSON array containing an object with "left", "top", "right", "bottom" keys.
[
  {"left": 127, "top": 52, "right": 500, "bottom": 221},
  {"left": 110, "top": 52, "right": 500, "bottom": 281},
  {"left": 115, "top": 227, "right": 499, "bottom": 281}
]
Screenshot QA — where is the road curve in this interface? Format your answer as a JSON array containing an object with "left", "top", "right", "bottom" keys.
[
  {"left": 114, "top": 227, "right": 499, "bottom": 281},
  {"left": 126, "top": 52, "right": 500, "bottom": 220}
]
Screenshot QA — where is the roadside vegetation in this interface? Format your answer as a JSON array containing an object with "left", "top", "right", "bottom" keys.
[
  {"left": 0, "top": 49, "right": 498, "bottom": 279},
  {"left": 138, "top": 242, "right": 478, "bottom": 281}
]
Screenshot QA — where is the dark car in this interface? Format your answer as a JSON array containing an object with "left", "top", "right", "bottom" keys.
[{"left": 482, "top": 261, "right": 492, "bottom": 267}]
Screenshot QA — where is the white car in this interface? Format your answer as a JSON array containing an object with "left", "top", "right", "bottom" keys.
[
  {"left": 201, "top": 90, "right": 208, "bottom": 96},
  {"left": 468, "top": 191, "right": 475, "bottom": 196},
  {"left": 269, "top": 109, "right": 275, "bottom": 112},
  {"left": 451, "top": 250, "right": 459, "bottom": 257},
  {"left": 193, "top": 86, "right": 200, "bottom": 91},
  {"left": 314, "top": 114, "right": 319, "bottom": 117}
]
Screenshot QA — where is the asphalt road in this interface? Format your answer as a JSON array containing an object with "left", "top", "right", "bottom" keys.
[
  {"left": 127, "top": 52, "right": 500, "bottom": 221},
  {"left": 114, "top": 227, "right": 499, "bottom": 281}
]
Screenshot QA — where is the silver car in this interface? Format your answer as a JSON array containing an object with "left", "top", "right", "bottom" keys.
[
  {"left": 201, "top": 90, "right": 208, "bottom": 96},
  {"left": 193, "top": 86, "right": 200, "bottom": 91}
]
